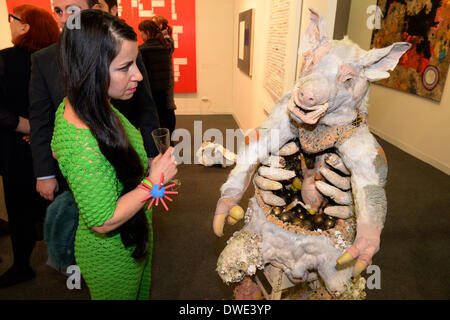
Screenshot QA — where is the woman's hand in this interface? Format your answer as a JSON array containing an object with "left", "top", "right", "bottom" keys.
[
  {"left": 15, "top": 116, "right": 30, "bottom": 135},
  {"left": 148, "top": 147, "right": 178, "bottom": 185}
]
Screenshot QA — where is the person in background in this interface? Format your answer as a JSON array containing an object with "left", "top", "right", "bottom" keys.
[
  {"left": 152, "top": 15, "right": 177, "bottom": 112},
  {"left": 0, "top": 4, "right": 59, "bottom": 288},
  {"left": 29, "top": 0, "right": 160, "bottom": 202},
  {"left": 97, "top": 0, "right": 118, "bottom": 16},
  {"left": 53, "top": 9, "right": 177, "bottom": 299},
  {"left": 138, "top": 20, "right": 176, "bottom": 141}
]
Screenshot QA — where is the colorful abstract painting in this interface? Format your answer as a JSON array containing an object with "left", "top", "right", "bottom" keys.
[
  {"left": 370, "top": 0, "right": 450, "bottom": 102},
  {"left": 6, "top": 0, "right": 197, "bottom": 93}
]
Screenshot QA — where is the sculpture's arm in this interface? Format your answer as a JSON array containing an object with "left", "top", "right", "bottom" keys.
[
  {"left": 335, "top": 127, "right": 388, "bottom": 277},
  {"left": 213, "top": 93, "right": 297, "bottom": 236}
]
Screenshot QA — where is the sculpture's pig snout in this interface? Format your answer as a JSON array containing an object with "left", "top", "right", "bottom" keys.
[
  {"left": 296, "top": 77, "right": 330, "bottom": 107},
  {"left": 288, "top": 76, "right": 332, "bottom": 125},
  {"left": 297, "top": 87, "right": 316, "bottom": 107}
]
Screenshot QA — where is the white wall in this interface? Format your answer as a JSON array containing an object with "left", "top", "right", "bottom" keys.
[
  {"left": 231, "top": 0, "right": 270, "bottom": 130},
  {"left": 347, "top": 0, "right": 450, "bottom": 174},
  {"left": 231, "top": 0, "right": 305, "bottom": 131},
  {"left": 0, "top": 0, "right": 12, "bottom": 49},
  {"left": 174, "top": 0, "right": 234, "bottom": 115}
]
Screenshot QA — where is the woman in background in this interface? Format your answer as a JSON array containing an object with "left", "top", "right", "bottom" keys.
[
  {"left": 0, "top": 5, "right": 59, "bottom": 288},
  {"left": 53, "top": 10, "right": 177, "bottom": 299},
  {"left": 138, "top": 20, "right": 176, "bottom": 141},
  {"left": 152, "top": 15, "right": 177, "bottom": 112}
]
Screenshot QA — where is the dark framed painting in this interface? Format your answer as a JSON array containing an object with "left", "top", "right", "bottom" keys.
[
  {"left": 370, "top": 0, "right": 450, "bottom": 102},
  {"left": 238, "top": 9, "right": 255, "bottom": 77}
]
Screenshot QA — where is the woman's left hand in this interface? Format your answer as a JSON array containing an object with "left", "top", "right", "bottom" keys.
[{"left": 149, "top": 147, "right": 178, "bottom": 185}]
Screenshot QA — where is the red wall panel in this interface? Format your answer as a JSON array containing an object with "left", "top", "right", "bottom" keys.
[{"left": 6, "top": 0, "right": 197, "bottom": 93}]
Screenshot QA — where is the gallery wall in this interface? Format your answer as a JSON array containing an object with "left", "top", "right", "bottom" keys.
[
  {"left": 174, "top": 0, "right": 234, "bottom": 115},
  {"left": 0, "top": 0, "right": 448, "bottom": 174},
  {"left": 231, "top": 0, "right": 306, "bottom": 131},
  {"left": 0, "top": 0, "right": 235, "bottom": 115},
  {"left": 231, "top": 0, "right": 271, "bottom": 131},
  {"left": 347, "top": 0, "right": 450, "bottom": 174}
]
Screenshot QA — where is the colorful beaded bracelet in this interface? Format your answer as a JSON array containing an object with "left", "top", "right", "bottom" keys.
[{"left": 138, "top": 173, "right": 178, "bottom": 211}]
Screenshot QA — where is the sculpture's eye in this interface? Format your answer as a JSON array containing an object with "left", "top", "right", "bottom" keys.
[{"left": 344, "top": 76, "right": 353, "bottom": 89}]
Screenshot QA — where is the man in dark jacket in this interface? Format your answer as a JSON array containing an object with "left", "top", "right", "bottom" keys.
[{"left": 29, "top": 0, "right": 160, "bottom": 201}]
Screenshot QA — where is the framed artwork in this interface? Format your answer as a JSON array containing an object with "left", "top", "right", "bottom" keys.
[
  {"left": 6, "top": 0, "right": 197, "bottom": 93},
  {"left": 264, "top": 0, "right": 291, "bottom": 101},
  {"left": 370, "top": 0, "right": 450, "bottom": 102},
  {"left": 238, "top": 8, "right": 254, "bottom": 77}
]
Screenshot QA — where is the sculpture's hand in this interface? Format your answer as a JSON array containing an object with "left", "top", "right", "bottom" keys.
[
  {"left": 331, "top": 135, "right": 388, "bottom": 278},
  {"left": 213, "top": 188, "right": 243, "bottom": 237},
  {"left": 336, "top": 222, "right": 381, "bottom": 278}
]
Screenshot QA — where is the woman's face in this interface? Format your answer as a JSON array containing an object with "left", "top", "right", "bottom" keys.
[
  {"left": 9, "top": 13, "right": 28, "bottom": 41},
  {"left": 108, "top": 40, "right": 143, "bottom": 100}
]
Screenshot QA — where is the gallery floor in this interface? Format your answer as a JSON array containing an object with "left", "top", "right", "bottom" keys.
[{"left": 0, "top": 115, "right": 449, "bottom": 300}]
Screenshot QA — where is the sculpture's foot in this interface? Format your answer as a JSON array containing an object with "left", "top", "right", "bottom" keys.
[{"left": 234, "top": 277, "right": 263, "bottom": 300}]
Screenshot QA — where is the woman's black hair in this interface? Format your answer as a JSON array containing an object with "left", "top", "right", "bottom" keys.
[{"left": 59, "top": 10, "right": 149, "bottom": 260}]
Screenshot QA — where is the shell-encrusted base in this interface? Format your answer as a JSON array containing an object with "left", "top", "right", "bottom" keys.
[
  {"left": 285, "top": 275, "right": 366, "bottom": 300},
  {"left": 216, "top": 230, "right": 264, "bottom": 284}
]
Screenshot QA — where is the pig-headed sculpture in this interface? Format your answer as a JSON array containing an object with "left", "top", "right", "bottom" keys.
[{"left": 213, "top": 8, "right": 411, "bottom": 286}]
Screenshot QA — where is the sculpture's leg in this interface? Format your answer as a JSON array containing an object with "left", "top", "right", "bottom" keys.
[
  {"left": 270, "top": 268, "right": 284, "bottom": 300},
  {"left": 233, "top": 276, "right": 263, "bottom": 300}
]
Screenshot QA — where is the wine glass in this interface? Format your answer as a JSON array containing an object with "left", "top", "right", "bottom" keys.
[
  {"left": 151, "top": 128, "right": 181, "bottom": 190},
  {"left": 152, "top": 128, "right": 170, "bottom": 154}
]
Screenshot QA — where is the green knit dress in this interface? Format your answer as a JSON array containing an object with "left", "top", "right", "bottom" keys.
[{"left": 51, "top": 101, "right": 153, "bottom": 300}]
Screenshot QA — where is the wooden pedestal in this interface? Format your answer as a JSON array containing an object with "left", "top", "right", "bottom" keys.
[{"left": 255, "top": 264, "right": 296, "bottom": 300}]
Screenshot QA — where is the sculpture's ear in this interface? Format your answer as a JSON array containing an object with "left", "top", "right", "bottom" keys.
[
  {"left": 298, "top": 8, "right": 328, "bottom": 56},
  {"left": 360, "top": 42, "right": 411, "bottom": 81}
]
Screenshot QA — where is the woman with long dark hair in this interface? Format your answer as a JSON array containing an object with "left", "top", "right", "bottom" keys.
[
  {"left": 138, "top": 19, "right": 176, "bottom": 142},
  {"left": 0, "top": 4, "right": 59, "bottom": 288},
  {"left": 52, "top": 10, "right": 177, "bottom": 299}
]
